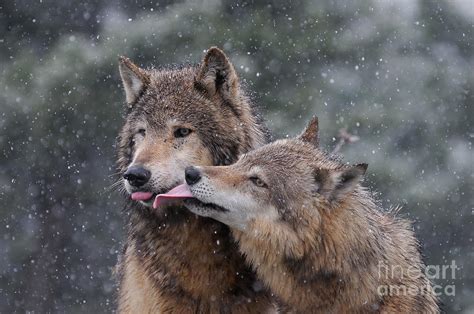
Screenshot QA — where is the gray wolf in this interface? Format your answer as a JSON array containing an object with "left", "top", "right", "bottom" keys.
[
  {"left": 115, "top": 47, "right": 277, "bottom": 312},
  {"left": 177, "top": 117, "right": 439, "bottom": 313}
]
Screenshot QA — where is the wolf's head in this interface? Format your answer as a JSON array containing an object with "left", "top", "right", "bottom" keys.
[
  {"left": 181, "top": 117, "right": 368, "bottom": 231},
  {"left": 117, "top": 47, "right": 267, "bottom": 209}
]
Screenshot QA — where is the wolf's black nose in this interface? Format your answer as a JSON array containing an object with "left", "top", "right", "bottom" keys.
[
  {"left": 185, "top": 166, "right": 201, "bottom": 185},
  {"left": 124, "top": 165, "right": 151, "bottom": 187}
]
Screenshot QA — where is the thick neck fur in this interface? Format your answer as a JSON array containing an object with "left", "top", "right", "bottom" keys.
[{"left": 233, "top": 188, "right": 438, "bottom": 313}]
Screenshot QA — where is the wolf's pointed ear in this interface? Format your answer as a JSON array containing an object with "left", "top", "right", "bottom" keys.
[
  {"left": 314, "top": 163, "right": 367, "bottom": 202},
  {"left": 119, "top": 56, "right": 150, "bottom": 104},
  {"left": 195, "top": 47, "right": 239, "bottom": 100},
  {"left": 299, "top": 116, "right": 319, "bottom": 147}
]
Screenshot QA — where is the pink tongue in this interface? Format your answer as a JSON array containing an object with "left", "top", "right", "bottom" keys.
[
  {"left": 153, "top": 184, "right": 194, "bottom": 209},
  {"left": 131, "top": 191, "right": 154, "bottom": 201}
]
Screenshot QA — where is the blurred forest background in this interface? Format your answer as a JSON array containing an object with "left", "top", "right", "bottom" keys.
[{"left": 0, "top": 0, "right": 472, "bottom": 312}]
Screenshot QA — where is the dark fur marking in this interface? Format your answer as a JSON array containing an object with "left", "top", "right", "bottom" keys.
[{"left": 193, "top": 80, "right": 209, "bottom": 96}]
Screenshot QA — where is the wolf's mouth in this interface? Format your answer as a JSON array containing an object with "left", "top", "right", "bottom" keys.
[
  {"left": 131, "top": 184, "right": 229, "bottom": 213},
  {"left": 131, "top": 191, "right": 156, "bottom": 202},
  {"left": 130, "top": 184, "right": 195, "bottom": 209},
  {"left": 131, "top": 191, "right": 157, "bottom": 208},
  {"left": 150, "top": 184, "right": 195, "bottom": 209},
  {"left": 184, "top": 198, "right": 229, "bottom": 212}
]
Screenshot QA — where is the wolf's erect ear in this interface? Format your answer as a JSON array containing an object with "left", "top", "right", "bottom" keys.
[
  {"left": 119, "top": 56, "right": 150, "bottom": 104},
  {"left": 195, "top": 47, "right": 239, "bottom": 101},
  {"left": 299, "top": 116, "right": 319, "bottom": 147},
  {"left": 314, "top": 163, "right": 367, "bottom": 202}
]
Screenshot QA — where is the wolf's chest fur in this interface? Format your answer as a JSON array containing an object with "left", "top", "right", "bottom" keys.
[{"left": 118, "top": 208, "right": 275, "bottom": 313}]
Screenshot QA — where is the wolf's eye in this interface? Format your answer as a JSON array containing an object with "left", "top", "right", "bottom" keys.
[
  {"left": 250, "top": 176, "right": 267, "bottom": 188},
  {"left": 137, "top": 129, "right": 146, "bottom": 136},
  {"left": 174, "top": 128, "right": 192, "bottom": 138}
]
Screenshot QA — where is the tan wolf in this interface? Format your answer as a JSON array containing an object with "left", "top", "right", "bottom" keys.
[
  {"left": 115, "top": 47, "right": 278, "bottom": 312},
  {"left": 173, "top": 117, "right": 439, "bottom": 313}
]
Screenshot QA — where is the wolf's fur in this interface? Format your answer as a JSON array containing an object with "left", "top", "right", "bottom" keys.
[
  {"left": 115, "top": 48, "right": 277, "bottom": 312},
  {"left": 185, "top": 118, "right": 439, "bottom": 313}
]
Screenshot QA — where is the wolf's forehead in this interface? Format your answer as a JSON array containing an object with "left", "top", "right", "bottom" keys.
[
  {"left": 242, "top": 142, "right": 307, "bottom": 164},
  {"left": 238, "top": 152, "right": 293, "bottom": 174},
  {"left": 151, "top": 66, "right": 197, "bottom": 79},
  {"left": 133, "top": 98, "right": 208, "bottom": 126},
  {"left": 149, "top": 67, "right": 197, "bottom": 91},
  {"left": 130, "top": 101, "right": 213, "bottom": 130},
  {"left": 242, "top": 141, "right": 344, "bottom": 172}
]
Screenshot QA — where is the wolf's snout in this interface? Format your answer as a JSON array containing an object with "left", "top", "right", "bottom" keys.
[
  {"left": 185, "top": 166, "right": 202, "bottom": 185},
  {"left": 124, "top": 165, "right": 151, "bottom": 187}
]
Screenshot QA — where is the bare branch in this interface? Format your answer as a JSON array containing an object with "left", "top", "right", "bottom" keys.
[{"left": 331, "top": 128, "right": 360, "bottom": 154}]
